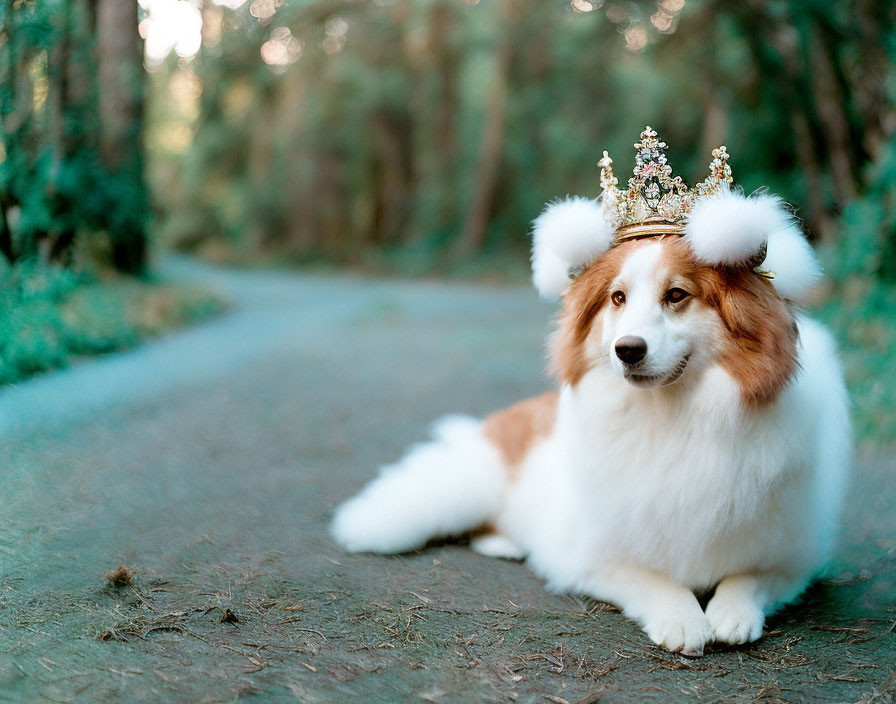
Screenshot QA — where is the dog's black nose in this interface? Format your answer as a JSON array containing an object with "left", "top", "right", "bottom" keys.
[{"left": 615, "top": 336, "right": 648, "bottom": 365}]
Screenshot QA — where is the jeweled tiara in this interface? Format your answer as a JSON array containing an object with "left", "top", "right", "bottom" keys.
[{"left": 599, "top": 126, "right": 733, "bottom": 243}]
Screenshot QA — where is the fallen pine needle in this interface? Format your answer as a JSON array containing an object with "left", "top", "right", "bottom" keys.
[{"left": 542, "top": 695, "right": 571, "bottom": 704}]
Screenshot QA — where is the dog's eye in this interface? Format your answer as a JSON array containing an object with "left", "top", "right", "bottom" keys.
[
  {"left": 665, "top": 288, "right": 690, "bottom": 304},
  {"left": 611, "top": 291, "right": 626, "bottom": 307}
]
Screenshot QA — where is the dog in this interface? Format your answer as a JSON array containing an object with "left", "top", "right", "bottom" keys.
[{"left": 331, "top": 129, "right": 850, "bottom": 656}]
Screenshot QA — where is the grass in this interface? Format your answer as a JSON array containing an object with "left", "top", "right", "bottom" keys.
[{"left": 0, "top": 260, "right": 228, "bottom": 386}]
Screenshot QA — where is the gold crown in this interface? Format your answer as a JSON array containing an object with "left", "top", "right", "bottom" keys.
[{"left": 599, "top": 126, "right": 733, "bottom": 243}]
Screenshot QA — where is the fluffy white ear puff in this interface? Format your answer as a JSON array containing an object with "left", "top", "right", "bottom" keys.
[
  {"left": 531, "top": 196, "right": 613, "bottom": 300},
  {"left": 763, "top": 223, "right": 823, "bottom": 302},
  {"left": 684, "top": 189, "right": 822, "bottom": 302},
  {"left": 684, "top": 190, "right": 791, "bottom": 267}
]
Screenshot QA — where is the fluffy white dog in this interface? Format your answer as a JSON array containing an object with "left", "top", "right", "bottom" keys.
[{"left": 331, "top": 133, "right": 850, "bottom": 656}]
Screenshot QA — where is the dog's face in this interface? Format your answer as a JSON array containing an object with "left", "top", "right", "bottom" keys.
[
  {"left": 600, "top": 242, "right": 715, "bottom": 388},
  {"left": 551, "top": 237, "right": 798, "bottom": 405}
]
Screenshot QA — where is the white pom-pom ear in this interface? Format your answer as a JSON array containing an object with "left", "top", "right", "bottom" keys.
[
  {"left": 684, "top": 190, "right": 790, "bottom": 267},
  {"left": 684, "top": 188, "right": 822, "bottom": 301},
  {"left": 531, "top": 244, "right": 574, "bottom": 301},
  {"left": 763, "top": 223, "right": 823, "bottom": 302},
  {"left": 531, "top": 197, "right": 613, "bottom": 300}
]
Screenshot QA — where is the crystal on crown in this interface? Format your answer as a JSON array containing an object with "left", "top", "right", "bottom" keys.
[{"left": 599, "top": 126, "right": 733, "bottom": 242}]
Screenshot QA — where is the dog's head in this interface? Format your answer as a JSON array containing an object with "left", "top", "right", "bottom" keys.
[
  {"left": 532, "top": 191, "right": 819, "bottom": 406},
  {"left": 550, "top": 237, "right": 798, "bottom": 405}
]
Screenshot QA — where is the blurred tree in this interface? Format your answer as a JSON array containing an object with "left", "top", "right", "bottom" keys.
[
  {"left": 0, "top": 0, "right": 148, "bottom": 273},
  {"left": 154, "top": 0, "right": 894, "bottom": 274},
  {"left": 457, "top": 0, "right": 517, "bottom": 255},
  {"left": 96, "top": 0, "right": 148, "bottom": 272}
]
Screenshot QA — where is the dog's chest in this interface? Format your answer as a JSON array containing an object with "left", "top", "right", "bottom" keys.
[{"left": 564, "top": 399, "right": 799, "bottom": 582}]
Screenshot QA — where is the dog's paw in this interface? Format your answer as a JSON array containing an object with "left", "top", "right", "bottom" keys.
[
  {"left": 644, "top": 611, "right": 714, "bottom": 657},
  {"left": 470, "top": 533, "right": 525, "bottom": 560},
  {"left": 705, "top": 594, "right": 764, "bottom": 645}
]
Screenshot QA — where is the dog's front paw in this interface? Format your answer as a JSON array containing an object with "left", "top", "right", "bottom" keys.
[
  {"left": 644, "top": 611, "right": 714, "bottom": 657},
  {"left": 705, "top": 594, "right": 764, "bottom": 645}
]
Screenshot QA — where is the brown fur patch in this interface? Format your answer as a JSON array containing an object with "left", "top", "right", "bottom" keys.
[
  {"left": 551, "top": 238, "right": 798, "bottom": 406},
  {"left": 660, "top": 239, "right": 798, "bottom": 406},
  {"left": 550, "top": 241, "right": 649, "bottom": 385},
  {"left": 483, "top": 391, "right": 558, "bottom": 473}
]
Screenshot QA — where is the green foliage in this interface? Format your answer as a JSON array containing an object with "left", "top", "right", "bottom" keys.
[
  {"left": 817, "top": 279, "right": 896, "bottom": 451},
  {"left": 0, "top": 0, "right": 148, "bottom": 272},
  {"left": 817, "top": 133, "right": 896, "bottom": 449},
  {"left": 0, "top": 261, "right": 78, "bottom": 382},
  {"left": 153, "top": 0, "right": 894, "bottom": 271},
  {"left": 831, "top": 136, "right": 896, "bottom": 282},
  {"left": 0, "top": 260, "right": 228, "bottom": 385}
]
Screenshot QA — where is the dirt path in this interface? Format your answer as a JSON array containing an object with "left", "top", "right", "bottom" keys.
[{"left": 1, "top": 260, "right": 893, "bottom": 703}]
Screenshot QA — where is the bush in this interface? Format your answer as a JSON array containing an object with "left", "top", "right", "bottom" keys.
[{"left": 0, "top": 261, "right": 227, "bottom": 385}]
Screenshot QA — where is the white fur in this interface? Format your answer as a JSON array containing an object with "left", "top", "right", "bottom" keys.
[
  {"left": 470, "top": 533, "right": 525, "bottom": 560},
  {"left": 331, "top": 243, "right": 850, "bottom": 656},
  {"left": 531, "top": 197, "right": 613, "bottom": 300},
  {"left": 330, "top": 415, "right": 504, "bottom": 554},
  {"left": 763, "top": 224, "right": 823, "bottom": 302},
  {"left": 685, "top": 190, "right": 788, "bottom": 266}
]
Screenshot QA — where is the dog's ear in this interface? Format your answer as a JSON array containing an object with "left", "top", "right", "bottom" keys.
[
  {"left": 548, "top": 244, "right": 633, "bottom": 386},
  {"left": 704, "top": 270, "right": 799, "bottom": 406},
  {"left": 531, "top": 197, "right": 613, "bottom": 300},
  {"left": 549, "top": 273, "right": 610, "bottom": 386},
  {"left": 684, "top": 190, "right": 822, "bottom": 303}
]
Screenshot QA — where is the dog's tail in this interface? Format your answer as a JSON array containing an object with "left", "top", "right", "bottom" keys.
[{"left": 330, "top": 415, "right": 506, "bottom": 554}]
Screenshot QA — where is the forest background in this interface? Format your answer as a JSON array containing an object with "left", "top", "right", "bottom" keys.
[{"left": 1, "top": 0, "right": 894, "bottom": 448}]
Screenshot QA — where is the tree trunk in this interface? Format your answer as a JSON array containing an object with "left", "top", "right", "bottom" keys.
[
  {"left": 95, "top": 0, "right": 147, "bottom": 273},
  {"left": 0, "top": 198, "right": 13, "bottom": 264},
  {"left": 282, "top": 78, "right": 317, "bottom": 256},
  {"left": 697, "top": 18, "right": 726, "bottom": 163},
  {"left": 738, "top": 1, "right": 836, "bottom": 240},
  {"left": 96, "top": 0, "right": 140, "bottom": 168},
  {"left": 370, "top": 108, "right": 413, "bottom": 246},
  {"left": 456, "top": 0, "right": 517, "bottom": 255},
  {"left": 792, "top": 110, "right": 833, "bottom": 243},
  {"left": 47, "top": 2, "right": 76, "bottom": 264},
  {"left": 248, "top": 84, "right": 277, "bottom": 250},
  {"left": 0, "top": 0, "right": 18, "bottom": 263},
  {"left": 850, "top": 0, "right": 894, "bottom": 160},
  {"left": 807, "top": 26, "right": 856, "bottom": 207},
  {"left": 426, "top": 0, "right": 460, "bottom": 232}
]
